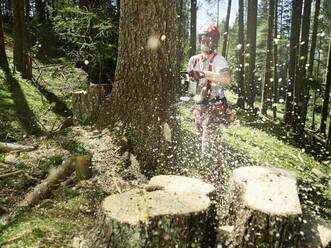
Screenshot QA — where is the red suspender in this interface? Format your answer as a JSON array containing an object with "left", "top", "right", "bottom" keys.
[
  {"left": 193, "top": 55, "right": 202, "bottom": 68},
  {"left": 193, "top": 53, "right": 218, "bottom": 98},
  {"left": 207, "top": 53, "right": 217, "bottom": 97}
]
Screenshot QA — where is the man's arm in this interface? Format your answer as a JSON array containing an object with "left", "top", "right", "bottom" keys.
[{"left": 204, "top": 70, "right": 231, "bottom": 86}]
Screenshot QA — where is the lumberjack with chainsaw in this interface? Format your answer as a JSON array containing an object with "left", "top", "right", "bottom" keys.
[{"left": 187, "top": 24, "right": 233, "bottom": 180}]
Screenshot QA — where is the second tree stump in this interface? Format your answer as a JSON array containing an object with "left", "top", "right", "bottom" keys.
[{"left": 222, "top": 166, "right": 303, "bottom": 248}]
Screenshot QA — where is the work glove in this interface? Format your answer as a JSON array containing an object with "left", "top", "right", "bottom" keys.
[{"left": 188, "top": 69, "right": 205, "bottom": 81}]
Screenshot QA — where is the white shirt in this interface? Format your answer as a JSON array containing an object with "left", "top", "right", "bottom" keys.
[{"left": 187, "top": 52, "right": 230, "bottom": 99}]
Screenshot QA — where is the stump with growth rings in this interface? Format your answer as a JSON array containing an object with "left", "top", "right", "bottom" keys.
[
  {"left": 221, "top": 166, "right": 303, "bottom": 248},
  {"left": 80, "top": 175, "right": 217, "bottom": 248}
]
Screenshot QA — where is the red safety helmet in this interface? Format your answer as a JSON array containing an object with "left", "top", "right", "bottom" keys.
[{"left": 198, "top": 24, "right": 220, "bottom": 42}]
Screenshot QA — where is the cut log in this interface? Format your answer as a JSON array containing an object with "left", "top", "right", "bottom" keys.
[
  {"left": 72, "top": 84, "right": 111, "bottom": 125},
  {"left": 222, "top": 166, "right": 303, "bottom": 248},
  {"left": 80, "top": 176, "right": 217, "bottom": 248},
  {"left": 18, "top": 157, "right": 77, "bottom": 207},
  {"left": 0, "top": 142, "right": 37, "bottom": 153}
]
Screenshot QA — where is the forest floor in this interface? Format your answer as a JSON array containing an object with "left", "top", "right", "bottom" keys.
[{"left": 0, "top": 47, "right": 330, "bottom": 247}]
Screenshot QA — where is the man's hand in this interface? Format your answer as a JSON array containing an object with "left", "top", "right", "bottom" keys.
[{"left": 188, "top": 69, "right": 205, "bottom": 81}]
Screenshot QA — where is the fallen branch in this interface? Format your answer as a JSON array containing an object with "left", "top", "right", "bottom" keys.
[
  {"left": 0, "top": 170, "right": 24, "bottom": 179},
  {"left": 18, "top": 155, "right": 91, "bottom": 207},
  {"left": 0, "top": 142, "right": 38, "bottom": 153}
]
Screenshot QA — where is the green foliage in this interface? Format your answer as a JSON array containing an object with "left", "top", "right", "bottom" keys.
[{"left": 51, "top": 2, "right": 119, "bottom": 83}]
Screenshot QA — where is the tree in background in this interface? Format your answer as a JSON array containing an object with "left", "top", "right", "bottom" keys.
[
  {"left": 53, "top": 0, "right": 119, "bottom": 84},
  {"left": 222, "top": 0, "right": 232, "bottom": 58},
  {"left": 35, "top": 0, "right": 46, "bottom": 23},
  {"left": 105, "top": 0, "right": 182, "bottom": 176},
  {"left": 190, "top": 0, "right": 197, "bottom": 57},
  {"left": 293, "top": 0, "right": 312, "bottom": 134},
  {"left": 283, "top": 0, "right": 302, "bottom": 127},
  {"left": 236, "top": 0, "right": 245, "bottom": 109},
  {"left": 0, "top": 3, "right": 9, "bottom": 71},
  {"left": 319, "top": 39, "right": 331, "bottom": 135},
  {"left": 272, "top": 0, "right": 279, "bottom": 119},
  {"left": 308, "top": 0, "right": 321, "bottom": 130},
  {"left": 24, "top": 0, "right": 32, "bottom": 79},
  {"left": 245, "top": 0, "right": 258, "bottom": 109},
  {"left": 261, "top": 0, "right": 275, "bottom": 115},
  {"left": 13, "top": 0, "right": 25, "bottom": 73}
]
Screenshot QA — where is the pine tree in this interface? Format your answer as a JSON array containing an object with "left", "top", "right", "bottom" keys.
[
  {"left": 190, "top": 0, "right": 197, "bottom": 57},
  {"left": 261, "top": 0, "right": 275, "bottom": 115},
  {"left": 246, "top": 0, "right": 258, "bottom": 109},
  {"left": 236, "top": 0, "right": 245, "bottom": 109},
  {"left": 0, "top": 3, "right": 9, "bottom": 71},
  {"left": 283, "top": 0, "right": 303, "bottom": 127}
]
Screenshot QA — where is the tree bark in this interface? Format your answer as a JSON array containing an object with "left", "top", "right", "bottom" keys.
[
  {"left": 222, "top": 0, "right": 232, "bottom": 58},
  {"left": 35, "top": 0, "right": 46, "bottom": 23},
  {"left": 283, "top": 0, "right": 303, "bottom": 127},
  {"left": 24, "top": 0, "right": 32, "bottom": 79},
  {"left": 80, "top": 176, "right": 216, "bottom": 248},
  {"left": 293, "top": 0, "right": 312, "bottom": 134},
  {"left": 13, "top": 0, "right": 25, "bottom": 73},
  {"left": 261, "top": 0, "right": 275, "bottom": 115},
  {"left": 319, "top": 39, "right": 331, "bottom": 135},
  {"left": 72, "top": 84, "right": 112, "bottom": 125},
  {"left": 0, "top": 4, "right": 9, "bottom": 72},
  {"left": 236, "top": 0, "right": 245, "bottom": 109},
  {"left": 308, "top": 0, "right": 321, "bottom": 130},
  {"left": 222, "top": 166, "right": 303, "bottom": 247},
  {"left": 246, "top": 0, "right": 257, "bottom": 109},
  {"left": 272, "top": 0, "right": 279, "bottom": 119},
  {"left": 190, "top": 0, "right": 197, "bottom": 57},
  {"left": 104, "top": 0, "right": 182, "bottom": 176}
]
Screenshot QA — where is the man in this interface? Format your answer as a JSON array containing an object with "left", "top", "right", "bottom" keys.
[{"left": 187, "top": 24, "right": 231, "bottom": 180}]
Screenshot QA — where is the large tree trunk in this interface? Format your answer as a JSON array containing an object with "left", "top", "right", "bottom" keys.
[
  {"left": 261, "top": 0, "right": 275, "bottom": 115},
  {"left": 283, "top": 0, "right": 303, "bottom": 127},
  {"left": 293, "top": 0, "right": 312, "bottom": 134},
  {"left": 319, "top": 39, "right": 331, "bottom": 135},
  {"left": 222, "top": 166, "right": 303, "bottom": 248},
  {"left": 246, "top": 0, "right": 257, "bottom": 110},
  {"left": 80, "top": 175, "right": 216, "bottom": 248},
  {"left": 189, "top": 0, "right": 197, "bottom": 57},
  {"left": 236, "top": 0, "right": 245, "bottom": 109},
  {"left": 222, "top": 0, "right": 232, "bottom": 58},
  {"left": 105, "top": 0, "right": 182, "bottom": 176}
]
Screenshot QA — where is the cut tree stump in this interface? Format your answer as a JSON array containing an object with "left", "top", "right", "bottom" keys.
[
  {"left": 72, "top": 84, "right": 111, "bottom": 125},
  {"left": 147, "top": 174, "right": 215, "bottom": 198},
  {"left": 299, "top": 212, "right": 331, "bottom": 248},
  {"left": 80, "top": 175, "right": 216, "bottom": 248},
  {"left": 222, "top": 166, "right": 303, "bottom": 248}
]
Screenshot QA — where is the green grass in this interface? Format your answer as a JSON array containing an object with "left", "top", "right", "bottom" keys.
[{"left": 0, "top": 187, "right": 109, "bottom": 248}]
